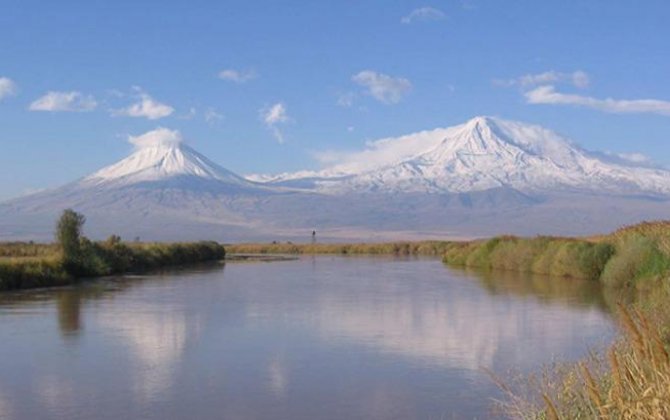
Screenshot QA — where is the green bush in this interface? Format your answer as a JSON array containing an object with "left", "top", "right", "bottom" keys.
[
  {"left": 443, "top": 236, "right": 615, "bottom": 281},
  {"left": 601, "top": 235, "right": 670, "bottom": 288}
]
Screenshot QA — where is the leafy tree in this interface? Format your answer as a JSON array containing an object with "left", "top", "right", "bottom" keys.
[{"left": 56, "top": 209, "right": 86, "bottom": 272}]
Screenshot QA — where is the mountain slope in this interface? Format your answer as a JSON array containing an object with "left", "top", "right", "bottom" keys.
[
  {"left": 0, "top": 133, "right": 279, "bottom": 240},
  {"left": 264, "top": 117, "right": 670, "bottom": 196},
  {"left": 0, "top": 119, "right": 668, "bottom": 241}
]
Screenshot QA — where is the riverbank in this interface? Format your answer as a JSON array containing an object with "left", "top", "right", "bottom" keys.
[
  {"left": 226, "top": 240, "right": 453, "bottom": 256},
  {"left": 0, "top": 240, "right": 226, "bottom": 291},
  {"left": 444, "top": 221, "right": 670, "bottom": 418},
  {"left": 441, "top": 221, "right": 670, "bottom": 290}
]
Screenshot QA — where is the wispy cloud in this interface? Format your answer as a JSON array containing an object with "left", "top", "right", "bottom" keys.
[
  {"left": 352, "top": 70, "right": 412, "bottom": 104},
  {"left": 260, "top": 102, "right": 290, "bottom": 143},
  {"left": 525, "top": 85, "right": 670, "bottom": 116},
  {"left": 29, "top": 91, "right": 97, "bottom": 112},
  {"left": 128, "top": 127, "right": 183, "bottom": 149},
  {"left": 311, "top": 128, "right": 449, "bottom": 174},
  {"left": 0, "top": 77, "right": 17, "bottom": 101},
  {"left": 495, "top": 70, "right": 589, "bottom": 89},
  {"left": 113, "top": 89, "right": 174, "bottom": 120},
  {"left": 337, "top": 91, "right": 356, "bottom": 108},
  {"left": 204, "top": 107, "right": 224, "bottom": 124},
  {"left": 218, "top": 68, "right": 257, "bottom": 83},
  {"left": 178, "top": 107, "right": 197, "bottom": 120},
  {"left": 401, "top": 7, "right": 446, "bottom": 24}
]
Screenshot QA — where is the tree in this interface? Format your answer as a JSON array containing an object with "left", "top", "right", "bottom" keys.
[{"left": 56, "top": 209, "right": 86, "bottom": 270}]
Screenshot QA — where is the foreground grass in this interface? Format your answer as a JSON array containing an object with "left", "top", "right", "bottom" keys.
[
  {"left": 0, "top": 239, "right": 225, "bottom": 291},
  {"left": 499, "top": 304, "right": 670, "bottom": 419}
]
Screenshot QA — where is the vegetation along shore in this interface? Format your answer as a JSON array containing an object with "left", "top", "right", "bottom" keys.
[{"left": 0, "top": 209, "right": 225, "bottom": 291}]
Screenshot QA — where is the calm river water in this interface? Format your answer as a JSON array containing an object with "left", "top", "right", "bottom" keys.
[{"left": 0, "top": 256, "right": 615, "bottom": 419}]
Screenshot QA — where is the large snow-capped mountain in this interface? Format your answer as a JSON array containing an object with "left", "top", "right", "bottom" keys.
[
  {"left": 0, "top": 118, "right": 668, "bottom": 241},
  {"left": 261, "top": 116, "right": 670, "bottom": 196}
]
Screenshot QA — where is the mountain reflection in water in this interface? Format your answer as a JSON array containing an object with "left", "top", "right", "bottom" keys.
[{"left": 0, "top": 257, "right": 615, "bottom": 420}]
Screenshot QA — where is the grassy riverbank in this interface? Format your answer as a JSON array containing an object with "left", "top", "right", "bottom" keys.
[
  {"left": 443, "top": 221, "right": 670, "bottom": 288},
  {"left": 227, "top": 240, "right": 453, "bottom": 256},
  {"left": 0, "top": 240, "right": 226, "bottom": 291},
  {"left": 0, "top": 209, "right": 225, "bottom": 291},
  {"left": 451, "top": 222, "right": 670, "bottom": 418}
]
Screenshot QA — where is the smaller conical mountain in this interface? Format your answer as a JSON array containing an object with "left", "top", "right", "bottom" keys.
[
  {"left": 266, "top": 116, "right": 670, "bottom": 196},
  {"left": 81, "top": 136, "right": 257, "bottom": 190},
  {"left": 0, "top": 131, "right": 274, "bottom": 240}
]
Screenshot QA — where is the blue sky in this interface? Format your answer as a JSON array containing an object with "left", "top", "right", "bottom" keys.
[{"left": 1, "top": 0, "right": 670, "bottom": 199}]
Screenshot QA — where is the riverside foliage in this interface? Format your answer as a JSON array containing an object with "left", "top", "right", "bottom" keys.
[
  {"left": 0, "top": 210, "right": 225, "bottom": 291},
  {"left": 443, "top": 222, "right": 670, "bottom": 288},
  {"left": 454, "top": 222, "right": 670, "bottom": 419}
]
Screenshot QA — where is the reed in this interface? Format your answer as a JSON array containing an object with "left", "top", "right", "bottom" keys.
[{"left": 499, "top": 304, "right": 670, "bottom": 419}]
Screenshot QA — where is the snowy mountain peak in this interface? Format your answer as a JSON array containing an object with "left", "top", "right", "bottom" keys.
[
  {"left": 264, "top": 116, "right": 670, "bottom": 196},
  {"left": 84, "top": 141, "right": 248, "bottom": 186}
]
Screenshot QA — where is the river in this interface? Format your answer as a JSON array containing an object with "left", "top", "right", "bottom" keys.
[{"left": 0, "top": 256, "right": 615, "bottom": 419}]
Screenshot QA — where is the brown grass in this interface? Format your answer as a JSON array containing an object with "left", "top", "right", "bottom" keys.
[{"left": 501, "top": 304, "right": 670, "bottom": 419}]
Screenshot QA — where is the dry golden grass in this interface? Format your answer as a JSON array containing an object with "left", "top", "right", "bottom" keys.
[{"left": 501, "top": 304, "right": 670, "bottom": 419}]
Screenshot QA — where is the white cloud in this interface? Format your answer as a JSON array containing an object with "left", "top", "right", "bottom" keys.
[
  {"left": 113, "top": 90, "right": 174, "bottom": 120},
  {"left": 401, "top": 7, "right": 446, "bottom": 24},
  {"left": 312, "top": 127, "right": 450, "bottom": 174},
  {"left": 218, "top": 68, "right": 257, "bottom": 83},
  {"left": 496, "top": 70, "right": 590, "bottom": 89},
  {"left": 616, "top": 152, "right": 653, "bottom": 165},
  {"left": 260, "top": 102, "right": 290, "bottom": 143},
  {"left": 263, "top": 102, "right": 288, "bottom": 125},
  {"left": 352, "top": 70, "right": 412, "bottom": 104},
  {"left": 571, "top": 70, "right": 590, "bottom": 89},
  {"left": 128, "top": 127, "right": 183, "bottom": 149},
  {"left": 525, "top": 85, "right": 670, "bottom": 116},
  {"left": 0, "top": 77, "right": 17, "bottom": 101},
  {"left": 29, "top": 91, "right": 97, "bottom": 112}
]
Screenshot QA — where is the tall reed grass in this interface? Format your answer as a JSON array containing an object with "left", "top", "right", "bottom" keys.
[{"left": 500, "top": 304, "right": 670, "bottom": 419}]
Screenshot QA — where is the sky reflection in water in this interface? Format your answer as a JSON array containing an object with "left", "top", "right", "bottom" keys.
[{"left": 0, "top": 257, "right": 615, "bottom": 419}]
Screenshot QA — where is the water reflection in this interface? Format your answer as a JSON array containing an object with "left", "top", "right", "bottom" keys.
[
  {"left": 56, "top": 291, "right": 83, "bottom": 336},
  {"left": 96, "top": 309, "right": 195, "bottom": 400},
  {"left": 244, "top": 261, "right": 612, "bottom": 372},
  {"left": 0, "top": 257, "right": 615, "bottom": 420},
  {"left": 470, "top": 268, "right": 610, "bottom": 311}
]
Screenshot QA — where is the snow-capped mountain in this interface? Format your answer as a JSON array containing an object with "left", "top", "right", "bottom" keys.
[
  {"left": 261, "top": 116, "right": 670, "bottom": 196},
  {"left": 0, "top": 128, "right": 278, "bottom": 241},
  {"left": 84, "top": 142, "right": 249, "bottom": 187},
  {"left": 0, "top": 119, "right": 668, "bottom": 241},
  {"left": 79, "top": 128, "right": 262, "bottom": 192}
]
